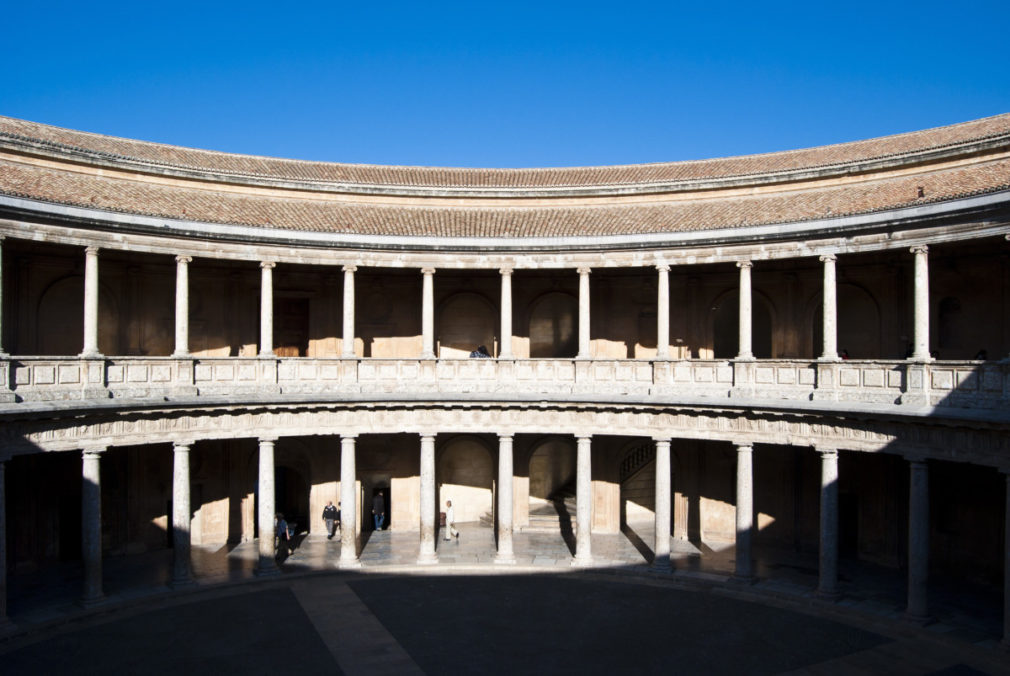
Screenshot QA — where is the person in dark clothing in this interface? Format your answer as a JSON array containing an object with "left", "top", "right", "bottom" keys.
[
  {"left": 323, "top": 500, "right": 339, "bottom": 539},
  {"left": 372, "top": 492, "right": 386, "bottom": 530},
  {"left": 469, "top": 345, "right": 491, "bottom": 358}
]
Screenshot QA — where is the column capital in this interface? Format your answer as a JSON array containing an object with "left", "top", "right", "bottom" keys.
[
  {"left": 420, "top": 433, "right": 436, "bottom": 442},
  {"left": 816, "top": 446, "right": 838, "bottom": 458},
  {"left": 904, "top": 454, "right": 929, "bottom": 466},
  {"left": 652, "top": 436, "right": 672, "bottom": 444},
  {"left": 84, "top": 245, "right": 100, "bottom": 256},
  {"left": 497, "top": 433, "right": 514, "bottom": 442},
  {"left": 420, "top": 267, "right": 436, "bottom": 275},
  {"left": 175, "top": 255, "right": 192, "bottom": 265},
  {"left": 655, "top": 264, "right": 671, "bottom": 273},
  {"left": 910, "top": 245, "right": 929, "bottom": 256},
  {"left": 342, "top": 264, "right": 357, "bottom": 273},
  {"left": 819, "top": 253, "right": 837, "bottom": 263},
  {"left": 576, "top": 266, "right": 592, "bottom": 275},
  {"left": 499, "top": 266, "right": 514, "bottom": 276},
  {"left": 82, "top": 446, "right": 107, "bottom": 458},
  {"left": 258, "top": 436, "right": 278, "bottom": 445},
  {"left": 259, "top": 261, "right": 276, "bottom": 270},
  {"left": 340, "top": 433, "right": 358, "bottom": 441},
  {"left": 173, "top": 441, "right": 192, "bottom": 452},
  {"left": 576, "top": 435, "right": 593, "bottom": 443},
  {"left": 736, "top": 260, "right": 753, "bottom": 269},
  {"left": 735, "top": 443, "right": 754, "bottom": 453}
]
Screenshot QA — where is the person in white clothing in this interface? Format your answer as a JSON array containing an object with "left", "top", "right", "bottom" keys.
[{"left": 444, "top": 499, "right": 459, "bottom": 541}]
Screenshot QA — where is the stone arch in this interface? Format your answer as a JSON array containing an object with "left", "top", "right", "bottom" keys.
[
  {"left": 809, "top": 282, "right": 882, "bottom": 359},
  {"left": 437, "top": 435, "right": 494, "bottom": 524},
  {"left": 527, "top": 436, "right": 576, "bottom": 510},
  {"left": 36, "top": 275, "right": 119, "bottom": 355},
  {"left": 711, "top": 289, "right": 774, "bottom": 359},
  {"left": 437, "top": 291, "right": 497, "bottom": 358},
  {"left": 274, "top": 439, "right": 313, "bottom": 536},
  {"left": 528, "top": 291, "right": 578, "bottom": 358}
]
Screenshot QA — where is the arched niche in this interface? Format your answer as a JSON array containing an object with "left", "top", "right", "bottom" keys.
[
  {"left": 437, "top": 435, "right": 494, "bottom": 524},
  {"left": 437, "top": 292, "right": 497, "bottom": 358},
  {"left": 711, "top": 290, "right": 773, "bottom": 359},
  {"left": 528, "top": 436, "right": 576, "bottom": 510},
  {"left": 811, "top": 283, "right": 882, "bottom": 358},
  {"left": 528, "top": 291, "right": 577, "bottom": 358},
  {"left": 36, "top": 276, "right": 119, "bottom": 355}
]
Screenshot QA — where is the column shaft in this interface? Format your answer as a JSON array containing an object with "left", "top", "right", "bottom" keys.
[
  {"left": 81, "top": 449, "right": 104, "bottom": 604},
  {"left": 495, "top": 435, "right": 516, "bottom": 564},
  {"left": 906, "top": 459, "right": 929, "bottom": 620},
  {"left": 735, "top": 444, "right": 754, "bottom": 581},
  {"left": 820, "top": 255, "right": 838, "bottom": 360},
  {"left": 1003, "top": 472, "right": 1010, "bottom": 648},
  {"left": 82, "top": 247, "right": 101, "bottom": 357},
  {"left": 573, "top": 436, "right": 593, "bottom": 565},
  {"left": 340, "top": 436, "right": 359, "bottom": 566},
  {"left": 257, "top": 438, "right": 278, "bottom": 575},
  {"left": 654, "top": 439, "right": 672, "bottom": 569},
  {"left": 499, "top": 268, "right": 513, "bottom": 359},
  {"left": 737, "top": 262, "right": 753, "bottom": 360},
  {"left": 0, "top": 459, "right": 7, "bottom": 623},
  {"left": 577, "top": 267, "right": 591, "bottom": 359},
  {"left": 818, "top": 449, "right": 839, "bottom": 597},
  {"left": 421, "top": 268, "right": 435, "bottom": 359},
  {"left": 656, "top": 266, "right": 671, "bottom": 359},
  {"left": 911, "top": 246, "right": 931, "bottom": 361},
  {"left": 418, "top": 435, "right": 437, "bottom": 563},
  {"left": 173, "top": 256, "right": 191, "bottom": 357},
  {"left": 0, "top": 237, "right": 6, "bottom": 355},
  {"left": 342, "top": 266, "right": 356, "bottom": 358},
  {"left": 259, "top": 262, "right": 275, "bottom": 356},
  {"left": 172, "top": 443, "right": 193, "bottom": 586}
]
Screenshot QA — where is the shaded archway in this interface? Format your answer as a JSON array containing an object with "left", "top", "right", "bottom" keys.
[
  {"left": 528, "top": 292, "right": 577, "bottom": 358},
  {"left": 276, "top": 465, "right": 310, "bottom": 536},
  {"left": 437, "top": 436, "right": 494, "bottom": 524},
  {"left": 712, "top": 290, "right": 773, "bottom": 358},
  {"left": 438, "top": 292, "right": 497, "bottom": 358},
  {"left": 36, "top": 276, "right": 119, "bottom": 355},
  {"left": 811, "top": 283, "right": 882, "bottom": 359}
]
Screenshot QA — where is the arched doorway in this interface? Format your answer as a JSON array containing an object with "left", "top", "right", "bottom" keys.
[
  {"left": 276, "top": 465, "right": 310, "bottom": 536},
  {"left": 529, "top": 292, "right": 577, "bottom": 358},
  {"left": 36, "top": 276, "right": 119, "bottom": 355},
  {"left": 438, "top": 292, "right": 496, "bottom": 358},
  {"left": 437, "top": 436, "right": 494, "bottom": 524},
  {"left": 712, "top": 290, "right": 773, "bottom": 358}
]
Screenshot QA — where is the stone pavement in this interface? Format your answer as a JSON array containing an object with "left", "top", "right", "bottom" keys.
[{"left": 2, "top": 522, "right": 1008, "bottom": 675}]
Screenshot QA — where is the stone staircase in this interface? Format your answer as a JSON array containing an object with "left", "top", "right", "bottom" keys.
[{"left": 523, "top": 485, "right": 577, "bottom": 533}]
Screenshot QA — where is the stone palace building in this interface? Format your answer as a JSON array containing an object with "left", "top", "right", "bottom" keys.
[{"left": 0, "top": 114, "right": 1007, "bottom": 640}]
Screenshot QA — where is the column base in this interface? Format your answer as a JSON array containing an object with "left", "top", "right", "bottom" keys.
[
  {"left": 255, "top": 565, "right": 281, "bottom": 578},
  {"left": 651, "top": 558, "right": 672, "bottom": 572},
  {"left": 493, "top": 554, "right": 517, "bottom": 565},
  {"left": 337, "top": 557, "right": 362, "bottom": 569},
  {"left": 170, "top": 576, "right": 197, "bottom": 590},
  {"left": 416, "top": 553, "right": 439, "bottom": 565},
  {"left": 731, "top": 574, "right": 755, "bottom": 585},
  {"left": 815, "top": 588, "right": 841, "bottom": 602},
  {"left": 571, "top": 556, "right": 594, "bottom": 568}
]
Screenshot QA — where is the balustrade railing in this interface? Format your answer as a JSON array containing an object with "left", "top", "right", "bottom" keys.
[{"left": 1, "top": 355, "right": 1007, "bottom": 413}]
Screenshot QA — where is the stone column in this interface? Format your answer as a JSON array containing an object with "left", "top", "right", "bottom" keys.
[
  {"left": 499, "top": 267, "right": 513, "bottom": 359},
  {"left": 911, "top": 246, "right": 931, "bottom": 361},
  {"left": 820, "top": 254, "right": 838, "bottom": 361},
  {"left": 342, "top": 265, "right": 356, "bottom": 358},
  {"left": 736, "top": 261, "right": 754, "bottom": 360},
  {"left": 418, "top": 434, "right": 438, "bottom": 563},
  {"left": 259, "top": 262, "right": 275, "bottom": 356},
  {"left": 573, "top": 436, "right": 593, "bottom": 566},
  {"left": 817, "top": 448, "right": 840, "bottom": 598},
  {"left": 0, "top": 237, "right": 6, "bottom": 356},
  {"left": 171, "top": 442, "right": 194, "bottom": 587},
  {"left": 421, "top": 268, "right": 435, "bottom": 359},
  {"left": 653, "top": 439, "right": 672, "bottom": 570},
  {"left": 577, "top": 267, "right": 591, "bottom": 359},
  {"left": 81, "top": 246, "right": 101, "bottom": 358},
  {"left": 81, "top": 448, "right": 105, "bottom": 604},
  {"left": 173, "top": 256, "right": 192, "bottom": 357},
  {"left": 495, "top": 434, "right": 516, "bottom": 564},
  {"left": 256, "top": 438, "right": 279, "bottom": 576},
  {"left": 0, "top": 457, "right": 8, "bottom": 625},
  {"left": 906, "top": 459, "right": 930, "bottom": 621},
  {"left": 734, "top": 444, "right": 754, "bottom": 582},
  {"left": 1002, "top": 469, "right": 1010, "bottom": 648},
  {"left": 656, "top": 265, "right": 671, "bottom": 359},
  {"left": 339, "top": 435, "right": 360, "bottom": 567}
]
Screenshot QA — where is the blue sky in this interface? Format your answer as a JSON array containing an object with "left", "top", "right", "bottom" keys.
[{"left": 3, "top": 2, "right": 1009, "bottom": 168}]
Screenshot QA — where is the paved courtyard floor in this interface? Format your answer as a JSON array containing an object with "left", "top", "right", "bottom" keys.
[{"left": 2, "top": 522, "right": 1007, "bottom": 674}]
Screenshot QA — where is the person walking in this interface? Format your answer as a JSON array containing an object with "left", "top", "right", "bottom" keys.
[
  {"left": 444, "top": 499, "right": 459, "bottom": 541},
  {"left": 322, "top": 500, "right": 339, "bottom": 539},
  {"left": 372, "top": 491, "right": 386, "bottom": 530}
]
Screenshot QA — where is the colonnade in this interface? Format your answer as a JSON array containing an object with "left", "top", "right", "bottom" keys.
[
  {"left": 1, "top": 436, "right": 1007, "bottom": 648},
  {"left": 0, "top": 236, "right": 949, "bottom": 362}
]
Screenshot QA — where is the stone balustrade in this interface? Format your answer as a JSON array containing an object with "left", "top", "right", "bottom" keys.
[{"left": 2, "top": 356, "right": 1008, "bottom": 413}]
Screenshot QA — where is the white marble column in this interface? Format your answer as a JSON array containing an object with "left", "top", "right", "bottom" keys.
[
  {"left": 81, "top": 448, "right": 105, "bottom": 604},
  {"left": 418, "top": 434, "right": 438, "bottom": 563},
  {"left": 573, "top": 436, "right": 593, "bottom": 566},
  {"left": 499, "top": 268, "right": 513, "bottom": 359},
  {"left": 495, "top": 434, "right": 516, "bottom": 564},
  {"left": 173, "top": 256, "right": 192, "bottom": 357},
  {"left": 734, "top": 443, "right": 754, "bottom": 581},
  {"left": 906, "top": 459, "right": 930, "bottom": 621},
  {"left": 653, "top": 439, "right": 672, "bottom": 569},
  {"left": 256, "top": 437, "right": 279, "bottom": 576},
  {"left": 339, "top": 435, "right": 360, "bottom": 567},
  {"left": 577, "top": 267, "right": 591, "bottom": 359},
  {"left": 1002, "top": 470, "right": 1010, "bottom": 648},
  {"left": 421, "top": 268, "right": 435, "bottom": 359},
  {"left": 656, "top": 265, "right": 671, "bottom": 359},
  {"left": 342, "top": 265, "right": 356, "bottom": 358},
  {"left": 736, "top": 261, "right": 754, "bottom": 360},
  {"left": 259, "top": 262, "right": 275, "bottom": 357},
  {"left": 81, "top": 247, "right": 101, "bottom": 358},
  {"left": 820, "top": 254, "right": 838, "bottom": 361},
  {"left": 911, "top": 246, "right": 931, "bottom": 361},
  {"left": 0, "top": 457, "right": 8, "bottom": 625},
  {"left": 171, "top": 442, "right": 193, "bottom": 587},
  {"left": 817, "top": 448, "right": 840, "bottom": 598}
]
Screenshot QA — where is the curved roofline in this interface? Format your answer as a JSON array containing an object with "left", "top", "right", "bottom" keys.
[{"left": 2, "top": 114, "right": 1009, "bottom": 198}]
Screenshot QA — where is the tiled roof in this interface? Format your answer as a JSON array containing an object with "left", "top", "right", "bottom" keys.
[{"left": 1, "top": 114, "right": 1010, "bottom": 190}]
